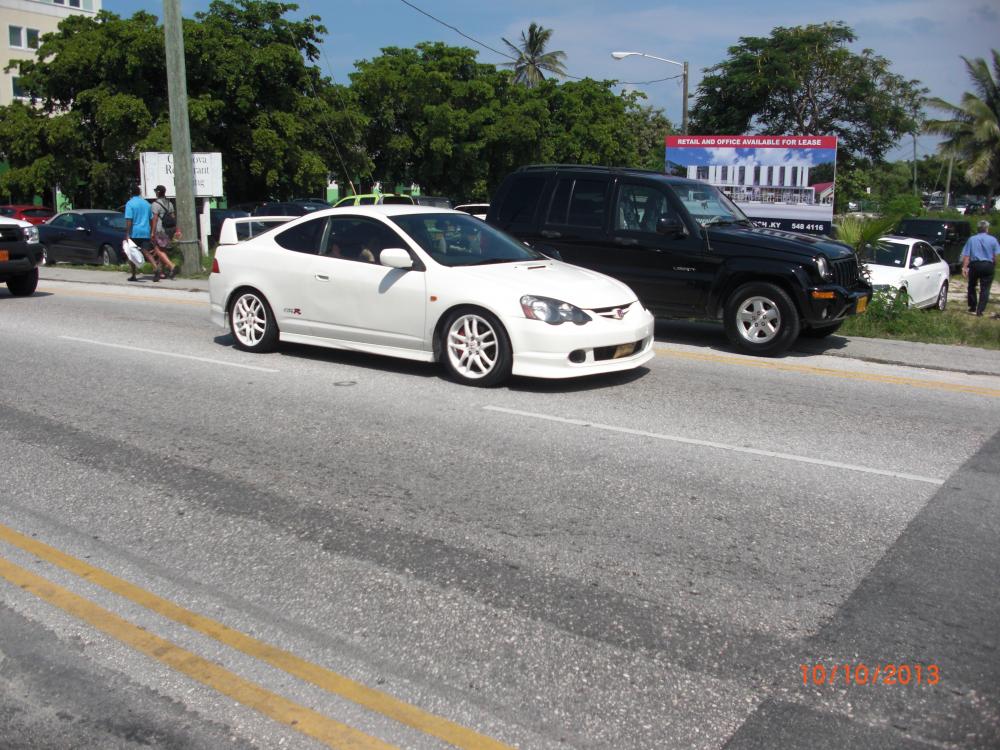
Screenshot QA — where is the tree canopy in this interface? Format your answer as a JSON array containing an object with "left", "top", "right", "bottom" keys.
[
  {"left": 689, "top": 22, "right": 926, "bottom": 166},
  {"left": 501, "top": 22, "right": 567, "bottom": 89},
  {"left": 924, "top": 50, "right": 1000, "bottom": 205},
  {"left": 0, "top": 4, "right": 673, "bottom": 207}
]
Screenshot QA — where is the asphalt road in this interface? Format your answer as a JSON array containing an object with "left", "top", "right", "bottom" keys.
[{"left": 1, "top": 274, "right": 998, "bottom": 749}]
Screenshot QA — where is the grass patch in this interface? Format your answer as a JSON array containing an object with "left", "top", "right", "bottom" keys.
[{"left": 840, "top": 275, "right": 1000, "bottom": 350}]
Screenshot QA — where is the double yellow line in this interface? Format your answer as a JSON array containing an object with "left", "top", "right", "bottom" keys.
[{"left": 0, "top": 522, "right": 512, "bottom": 750}]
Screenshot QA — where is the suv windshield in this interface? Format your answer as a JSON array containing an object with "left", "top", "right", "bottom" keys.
[
  {"left": 672, "top": 183, "right": 751, "bottom": 227},
  {"left": 390, "top": 213, "right": 545, "bottom": 267}
]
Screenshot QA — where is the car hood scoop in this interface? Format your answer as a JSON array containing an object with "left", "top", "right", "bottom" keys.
[{"left": 457, "top": 260, "right": 637, "bottom": 307}]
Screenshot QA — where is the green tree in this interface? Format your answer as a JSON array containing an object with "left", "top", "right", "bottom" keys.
[
  {"left": 501, "top": 22, "right": 567, "bottom": 89},
  {"left": 689, "top": 22, "right": 926, "bottom": 165},
  {"left": 924, "top": 50, "right": 1000, "bottom": 208},
  {"left": 0, "top": 1, "right": 365, "bottom": 207}
]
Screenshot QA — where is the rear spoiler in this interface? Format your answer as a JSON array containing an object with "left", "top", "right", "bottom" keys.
[{"left": 217, "top": 216, "right": 293, "bottom": 246}]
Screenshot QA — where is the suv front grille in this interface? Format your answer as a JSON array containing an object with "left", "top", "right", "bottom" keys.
[
  {"left": 831, "top": 257, "right": 860, "bottom": 288},
  {"left": 0, "top": 226, "right": 21, "bottom": 242}
]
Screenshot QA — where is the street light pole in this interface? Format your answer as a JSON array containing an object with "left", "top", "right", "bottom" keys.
[{"left": 612, "top": 51, "right": 689, "bottom": 135}]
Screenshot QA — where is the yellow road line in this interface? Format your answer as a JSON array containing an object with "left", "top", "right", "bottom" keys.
[
  {"left": 38, "top": 285, "right": 206, "bottom": 306},
  {"left": 0, "top": 523, "right": 513, "bottom": 750},
  {"left": 655, "top": 347, "right": 1000, "bottom": 398},
  {"left": 0, "top": 555, "right": 395, "bottom": 750}
]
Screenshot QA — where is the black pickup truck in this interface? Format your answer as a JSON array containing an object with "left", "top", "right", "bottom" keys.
[
  {"left": 0, "top": 216, "right": 42, "bottom": 296},
  {"left": 487, "top": 165, "right": 872, "bottom": 356}
]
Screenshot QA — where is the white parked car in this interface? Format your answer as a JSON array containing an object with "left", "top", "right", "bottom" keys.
[
  {"left": 858, "top": 235, "right": 950, "bottom": 310},
  {"left": 209, "top": 206, "right": 655, "bottom": 386}
]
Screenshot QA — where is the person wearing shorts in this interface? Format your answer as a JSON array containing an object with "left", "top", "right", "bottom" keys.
[
  {"left": 150, "top": 185, "right": 178, "bottom": 279},
  {"left": 123, "top": 182, "right": 162, "bottom": 281}
]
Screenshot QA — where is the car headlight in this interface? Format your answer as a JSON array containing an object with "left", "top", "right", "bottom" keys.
[
  {"left": 520, "top": 295, "right": 591, "bottom": 325},
  {"left": 22, "top": 225, "right": 39, "bottom": 244},
  {"left": 815, "top": 255, "right": 831, "bottom": 280}
]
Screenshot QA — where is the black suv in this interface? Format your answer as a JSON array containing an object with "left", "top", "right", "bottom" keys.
[
  {"left": 487, "top": 165, "right": 871, "bottom": 356},
  {"left": 895, "top": 217, "right": 970, "bottom": 271},
  {"left": 0, "top": 216, "right": 42, "bottom": 296}
]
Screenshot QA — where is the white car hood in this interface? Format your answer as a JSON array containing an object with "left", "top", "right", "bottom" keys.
[
  {"left": 863, "top": 263, "right": 907, "bottom": 287},
  {"left": 451, "top": 260, "right": 638, "bottom": 308}
]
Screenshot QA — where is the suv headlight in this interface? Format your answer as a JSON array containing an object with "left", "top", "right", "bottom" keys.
[
  {"left": 22, "top": 225, "right": 39, "bottom": 244},
  {"left": 520, "top": 295, "right": 591, "bottom": 325},
  {"left": 814, "top": 255, "right": 831, "bottom": 280}
]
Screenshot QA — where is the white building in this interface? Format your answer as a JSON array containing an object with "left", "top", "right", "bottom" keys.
[
  {"left": 685, "top": 160, "right": 815, "bottom": 205},
  {"left": 1, "top": 0, "right": 100, "bottom": 107}
]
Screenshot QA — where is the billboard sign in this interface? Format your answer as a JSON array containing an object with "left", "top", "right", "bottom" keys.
[
  {"left": 665, "top": 135, "right": 837, "bottom": 234},
  {"left": 139, "top": 152, "right": 224, "bottom": 198}
]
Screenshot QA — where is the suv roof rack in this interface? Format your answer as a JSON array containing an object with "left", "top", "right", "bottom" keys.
[{"left": 515, "top": 164, "right": 668, "bottom": 177}]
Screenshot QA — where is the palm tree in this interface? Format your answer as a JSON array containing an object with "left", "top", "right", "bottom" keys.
[
  {"left": 501, "top": 22, "right": 568, "bottom": 88},
  {"left": 924, "top": 51, "right": 1000, "bottom": 208}
]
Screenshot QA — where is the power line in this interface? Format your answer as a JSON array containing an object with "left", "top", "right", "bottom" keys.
[{"left": 396, "top": 0, "right": 683, "bottom": 87}]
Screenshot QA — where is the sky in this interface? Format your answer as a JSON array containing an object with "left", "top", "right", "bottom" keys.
[{"left": 103, "top": 0, "right": 1000, "bottom": 168}]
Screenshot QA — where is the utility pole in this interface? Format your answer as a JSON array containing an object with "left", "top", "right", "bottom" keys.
[
  {"left": 912, "top": 134, "right": 918, "bottom": 196},
  {"left": 681, "top": 61, "right": 689, "bottom": 135},
  {"left": 944, "top": 153, "right": 954, "bottom": 208},
  {"left": 162, "top": 0, "right": 199, "bottom": 275}
]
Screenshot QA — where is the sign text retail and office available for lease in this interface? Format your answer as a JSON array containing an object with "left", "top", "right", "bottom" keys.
[
  {"left": 139, "top": 152, "right": 224, "bottom": 198},
  {"left": 665, "top": 135, "right": 838, "bottom": 234}
]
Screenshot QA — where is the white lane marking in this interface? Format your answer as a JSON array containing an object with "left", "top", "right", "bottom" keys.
[
  {"left": 59, "top": 336, "right": 279, "bottom": 373},
  {"left": 484, "top": 406, "right": 945, "bottom": 486}
]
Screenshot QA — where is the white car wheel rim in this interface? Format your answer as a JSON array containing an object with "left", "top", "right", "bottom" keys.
[
  {"left": 735, "top": 296, "right": 781, "bottom": 343},
  {"left": 233, "top": 294, "right": 267, "bottom": 346},
  {"left": 446, "top": 314, "right": 499, "bottom": 379}
]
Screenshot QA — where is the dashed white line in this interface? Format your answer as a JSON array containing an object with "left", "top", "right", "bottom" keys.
[
  {"left": 59, "top": 336, "right": 279, "bottom": 373},
  {"left": 484, "top": 405, "right": 945, "bottom": 485}
]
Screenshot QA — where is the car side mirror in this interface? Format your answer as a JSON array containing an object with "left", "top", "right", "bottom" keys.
[
  {"left": 912, "top": 256, "right": 924, "bottom": 269},
  {"left": 379, "top": 247, "right": 414, "bottom": 269},
  {"left": 656, "top": 217, "right": 687, "bottom": 238}
]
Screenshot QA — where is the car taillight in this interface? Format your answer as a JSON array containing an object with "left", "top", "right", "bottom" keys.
[{"left": 211, "top": 257, "right": 220, "bottom": 273}]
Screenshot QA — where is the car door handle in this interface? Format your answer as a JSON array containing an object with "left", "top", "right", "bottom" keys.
[
  {"left": 614, "top": 237, "right": 638, "bottom": 247},
  {"left": 540, "top": 230, "right": 561, "bottom": 238},
  {"left": 315, "top": 274, "right": 329, "bottom": 281}
]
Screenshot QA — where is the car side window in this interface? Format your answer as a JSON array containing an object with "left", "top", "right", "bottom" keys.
[
  {"left": 496, "top": 175, "right": 547, "bottom": 230},
  {"left": 323, "top": 217, "right": 400, "bottom": 264},
  {"left": 50, "top": 214, "right": 74, "bottom": 228},
  {"left": 615, "top": 183, "right": 675, "bottom": 232},
  {"left": 545, "top": 178, "right": 609, "bottom": 229},
  {"left": 275, "top": 217, "right": 326, "bottom": 254}
]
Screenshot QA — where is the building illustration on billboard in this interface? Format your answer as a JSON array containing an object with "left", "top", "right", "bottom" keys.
[{"left": 665, "top": 135, "right": 837, "bottom": 233}]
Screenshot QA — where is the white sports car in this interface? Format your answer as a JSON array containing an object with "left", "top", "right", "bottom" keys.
[
  {"left": 859, "top": 235, "right": 950, "bottom": 310},
  {"left": 209, "top": 206, "right": 655, "bottom": 386}
]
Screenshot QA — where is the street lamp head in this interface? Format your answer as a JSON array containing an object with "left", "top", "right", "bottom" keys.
[{"left": 611, "top": 51, "right": 638, "bottom": 60}]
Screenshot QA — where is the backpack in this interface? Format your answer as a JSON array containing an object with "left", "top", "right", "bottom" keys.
[{"left": 156, "top": 199, "right": 176, "bottom": 230}]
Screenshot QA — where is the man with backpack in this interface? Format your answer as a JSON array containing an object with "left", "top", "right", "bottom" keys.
[{"left": 151, "top": 185, "right": 179, "bottom": 280}]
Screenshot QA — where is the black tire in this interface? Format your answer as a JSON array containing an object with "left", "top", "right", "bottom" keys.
[
  {"left": 934, "top": 281, "right": 948, "bottom": 311},
  {"left": 228, "top": 289, "right": 279, "bottom": 352},
  {"left": 440, "top": 307, "right": 512, "bottom": 387},
  {"left": 41, "top": 245, "right": 55, "bottom": 266},
  {"left": 7, "top": 267, "right": 39, "bottom": 297},
  {"left": 801, "top": 321, "right": 843, "bottom": 338},
  {"left": 723, "top": 281, "right": 800, "bottom": 356},
  {"left": 99, "top": 244, "right": 113, "bottom": 266}
]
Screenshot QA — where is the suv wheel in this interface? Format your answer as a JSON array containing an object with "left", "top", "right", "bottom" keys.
[
  {"left": 724, "top": 282, "right": 800, "bottom": 356},
  {"left": 7, "top": 267, "right": 39, "bottom": 297}
]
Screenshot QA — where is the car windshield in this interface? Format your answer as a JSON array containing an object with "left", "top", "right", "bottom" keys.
[
  {"left": 672, "top": 184, "right": 751, "bottom": 227},
  {"left": 858, "top": 241, "right": 908, "bottom": 266},
  {"left": 389, "top": 213, "right": 545, "bottom": 267}
]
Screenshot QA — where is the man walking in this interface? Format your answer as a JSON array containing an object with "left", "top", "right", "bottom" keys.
[
  {"left": 123, "top": 182, "right": 161, "bottom": 282},
  {"left": 961, "top": 220, "right": 999, "bottom": 316}
]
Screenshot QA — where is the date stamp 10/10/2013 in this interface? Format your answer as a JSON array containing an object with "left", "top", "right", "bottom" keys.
[{"left": 801, "top": 664, "right": 940, "bottom": 687}]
